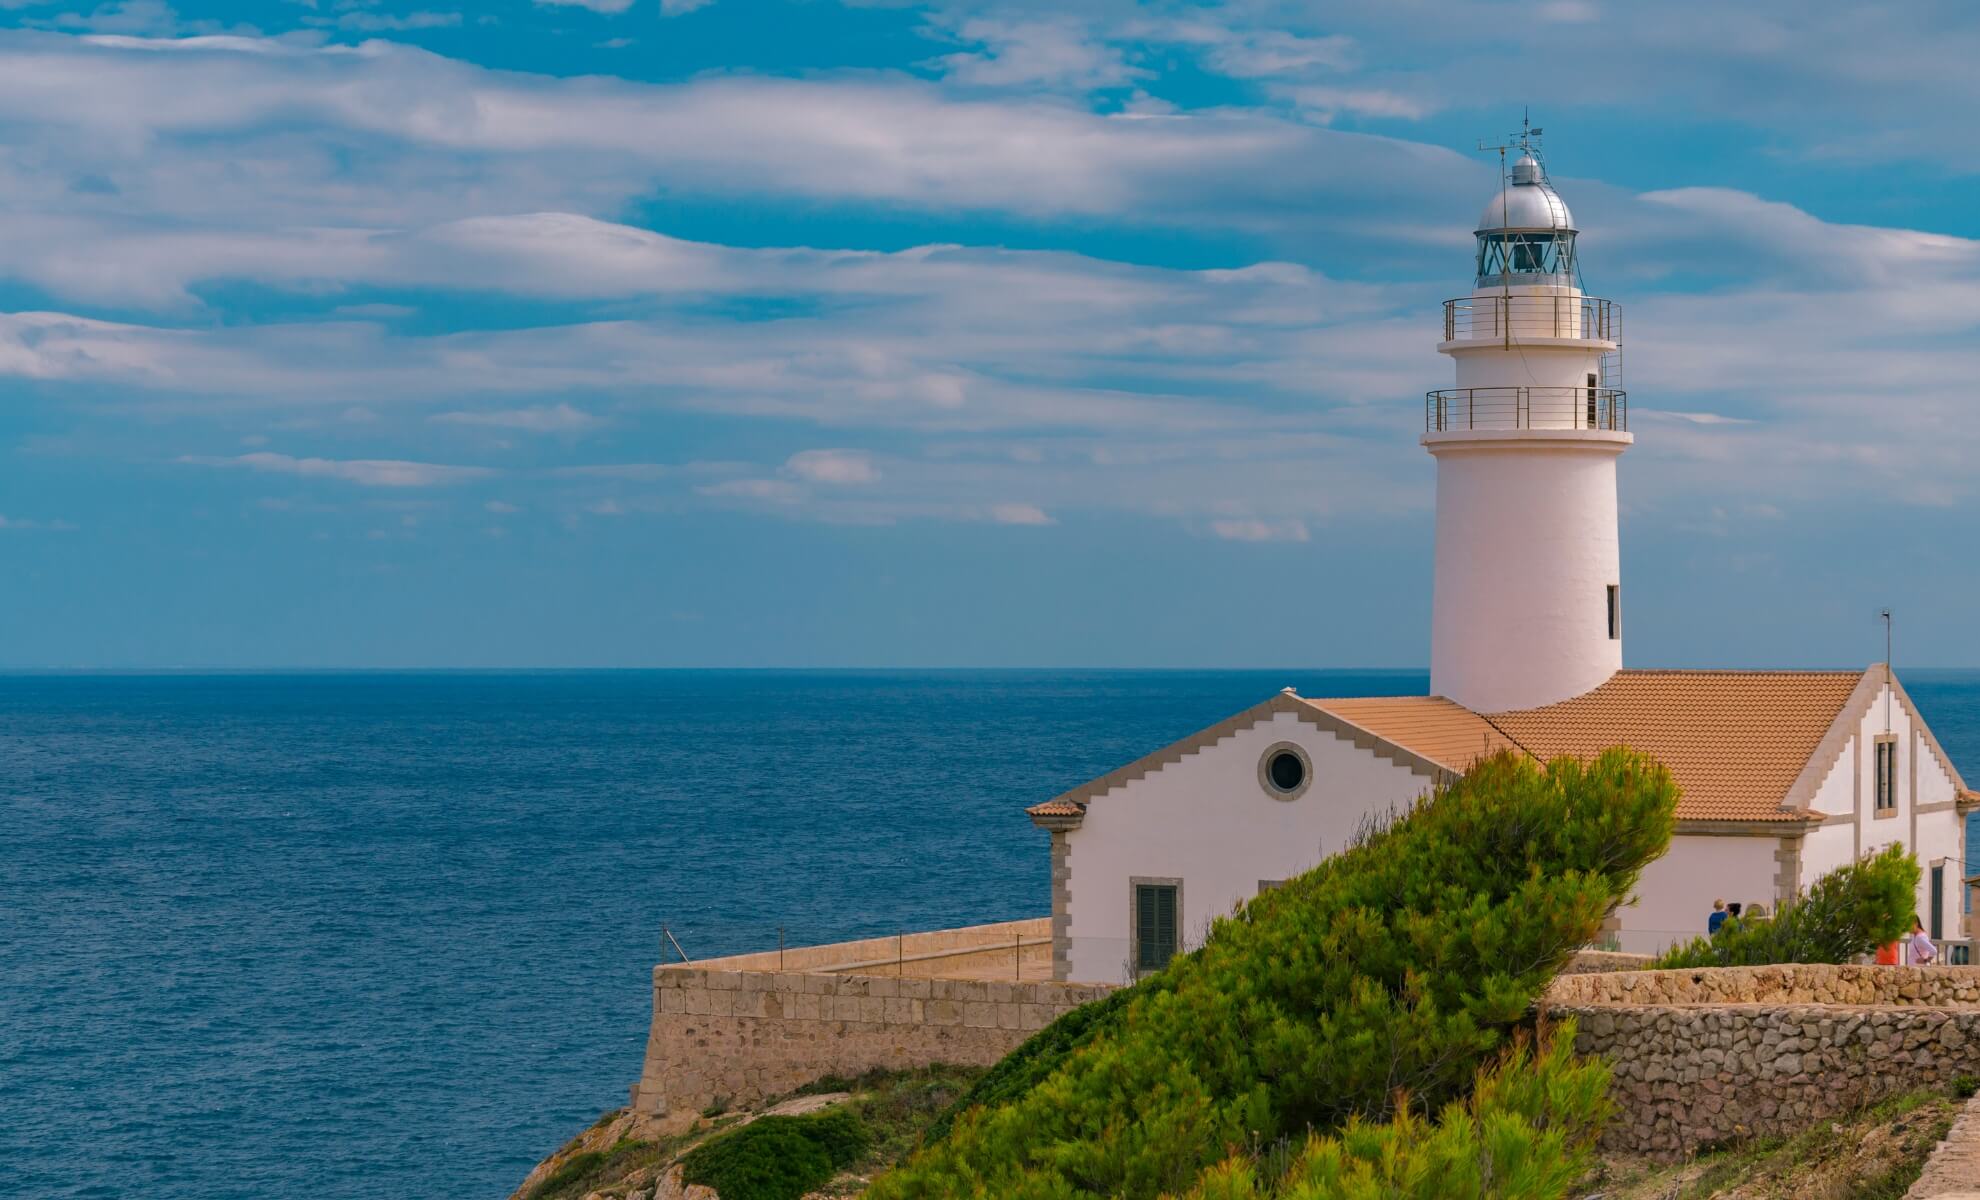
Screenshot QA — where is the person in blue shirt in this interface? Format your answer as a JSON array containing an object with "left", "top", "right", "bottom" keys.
[{"left": 1708, "top": 899, "right": 1728, "bottom": 934}]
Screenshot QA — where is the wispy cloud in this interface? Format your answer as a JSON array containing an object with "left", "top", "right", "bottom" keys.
[
  {"left": 184, "top": 452, "right": 493, "bottom": 487},
  {"left": 1209, "top": 518, "right": 1309, "bottom": 543},
  {"left": 989, "top": 502, "right": 1054, "bottom": 525},
  {"left": 785, "top": 449, "right": 879, "bottom": 485},
  {"left": 432, "top": 403, "right": 601, "bottom": 433}
]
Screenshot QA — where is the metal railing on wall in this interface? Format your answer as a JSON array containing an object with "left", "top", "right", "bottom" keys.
[
  {"left": 1425, "top": 386, "right": 1627, "bottom": 433},
  {"left": 1443, "top": 294, "right": 1621, "bottom": 342},
  {"left": 658, "top": 923, "right": 1047, "bottom": 981}
]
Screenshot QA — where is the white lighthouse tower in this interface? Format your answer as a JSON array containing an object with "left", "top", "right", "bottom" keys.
[{"left": 1426, "top": 126, "right": 1630, "bottom": 713}]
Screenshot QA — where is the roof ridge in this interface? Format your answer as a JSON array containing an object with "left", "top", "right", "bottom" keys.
[{"left": 1612, "top": 667, "right": 1868, "bottom": 676}]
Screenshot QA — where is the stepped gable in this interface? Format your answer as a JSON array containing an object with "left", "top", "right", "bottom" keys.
[{"left": 1486, "top": 669, "right": 1866, "bottom": 822}]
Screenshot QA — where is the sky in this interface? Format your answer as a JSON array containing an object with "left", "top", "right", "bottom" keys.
[{"left": 2, "top": 0, "right": 1979, "bottom": 669}]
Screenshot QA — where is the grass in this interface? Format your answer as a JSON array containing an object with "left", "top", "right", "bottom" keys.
[
  {"left": 516, "top": 1065, "right": 984, "bottom": 1200},
  {"left": 679, "top": 1107, "right": 869, "bottom": 1200},
  {"left": 1585, "top": 1089, "right": 1961, "bottom": 1200},
  {"left": 521, "top": 1135, "right": 685, "bottom": 1200}
]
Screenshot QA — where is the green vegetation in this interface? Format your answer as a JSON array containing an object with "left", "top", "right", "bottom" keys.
[
  {"left": 868, "top": 749, "right": 1680, "bottom": 1200},
  {"left": 1176, "top": 1024, "right": 1613, "bottom": 1199},
  {"left": 521, "top": 1136, "right": 685, "bottom": 1200},
  {"left": 924, "top": 981, "right": 1141, "bottom": 1142},
  {"left": 1585, "top": 1088, "right": 1961, "bottom": 1200},
  {"left": 1653, "top": 844, "right": 1919, "bottom": 969},
  {"left": 680, "top": 1106, "right": 869, "bottom": 1200},
  {"left": 842, "top": 1065, "right": 987, "bottom": 1169}
]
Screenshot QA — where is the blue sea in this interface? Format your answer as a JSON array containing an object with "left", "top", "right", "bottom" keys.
[{"left": 5, "top": 669, "right": 1978, "bottom": 1200}]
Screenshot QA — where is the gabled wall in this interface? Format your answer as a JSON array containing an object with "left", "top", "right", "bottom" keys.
[
  {"left": 1060, "top": 708, "right": 1433, "bottom": 983},
  {"left": 1796, "top": 677, "right": 1967, "bottom": 941}
]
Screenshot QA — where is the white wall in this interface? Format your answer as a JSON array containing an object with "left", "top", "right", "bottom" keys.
[
  {"left": 1797, "top": 680, "right": 1966, "bottom": 939},
  {"left": 1426, "top": 433, "right": 1627, "bottom": 713},
  {"left": 1616, "top": 833, "right": 1779, "bottom": 956},
  {"left": 1061, "top": 709, "right": 1431, "bottom": 983}
]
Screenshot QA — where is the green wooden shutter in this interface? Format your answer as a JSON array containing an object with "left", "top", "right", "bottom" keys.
[
  {"left": 1137, "top": 884, "right": 1177, "bottom": 971},
  {"left": 1931, "top": 866, "right": 1944, "bottom": 940}
]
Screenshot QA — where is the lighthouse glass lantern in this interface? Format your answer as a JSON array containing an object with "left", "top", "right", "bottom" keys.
[{"left": 1474, "top": 153, "right": 1578, "bottom": 286}]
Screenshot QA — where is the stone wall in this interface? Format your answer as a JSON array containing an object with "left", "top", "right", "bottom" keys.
[
  {"left": 1545, "top": 965, "right": 1980, "bottom": 1156},
  {"left": 1546, "top": 963, "right": 1980, "bottom": 1008},
  {"left": 629, "top": 924, "right": 1112, "bottom": 1124}
]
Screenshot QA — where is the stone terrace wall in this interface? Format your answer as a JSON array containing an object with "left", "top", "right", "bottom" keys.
[
  {"left": 1546, "top": 963, "right": 1980, "bottom": 1008},
  {"left": 1546, "top": 966, "right": 1980, "bottom": 1157},
  {"left": 630, "top": 967, "right": 1114, "bottom": 1123}
]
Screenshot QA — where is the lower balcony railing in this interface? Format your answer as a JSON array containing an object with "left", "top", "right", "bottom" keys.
[{"left": 1426, "top": 386, "right": 1628, "bottom": 433}]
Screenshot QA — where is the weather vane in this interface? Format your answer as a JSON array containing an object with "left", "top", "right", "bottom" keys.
[{"left": 1478, "top": 108, "right": 1545, "bottom": 163}]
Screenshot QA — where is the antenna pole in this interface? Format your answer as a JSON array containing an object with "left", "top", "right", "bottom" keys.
[{"left": 1880, "top": 608, "right": 1893, "bottom": 732}]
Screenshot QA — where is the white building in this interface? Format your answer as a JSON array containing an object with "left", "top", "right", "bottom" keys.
[{"left": 1029, "top": 140, "right": 1977, "bottom": 983}]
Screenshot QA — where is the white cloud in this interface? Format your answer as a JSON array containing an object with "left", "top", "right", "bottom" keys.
[
  {"left": 185, "top": 452, "right": 492, "bottom": 487},
  {"left": 660, "top": 0, "right": 714, "bottom": 14},
  {"left": 0, "top": 513, "right": 78, "bottom": 530},
  {"left": 484, "top": 499, "right": 520, "bottom": 513},
  {"left": 929, "top": 16, "right": 1142, "bottom": 91},
  {"left": 698, "top": 477, "right": 802, "bottom": 502},
  {"left": 1210, "top": 518, "right": 1309, "bottom": 543},
  {"left": 433, "top": 403, "right": 601, "bottom": 433},
  {"left": 1283, "top": 85, "right": 1434, "bottom": 122},
  {"left": 785, "top": 449, "right": 879, "bottom": 485},
  {"left": 535, "top": 0, "right": 634, "bottom": 12},
  {"left": 319, "top": 11, "right": 462, "bottom": 32},
  {"left": 989, "top": 502, "right": 1054, "bottom": 525}
]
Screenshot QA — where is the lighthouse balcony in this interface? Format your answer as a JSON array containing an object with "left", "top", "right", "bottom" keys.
[
  {"left": 1442, "top": 295, "right": 1620, "bottom": 345},
  {"left": 1426, "top": 386, "right": 1627, "bottom": 433}
]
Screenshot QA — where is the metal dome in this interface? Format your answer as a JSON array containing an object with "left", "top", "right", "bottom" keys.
[{"left": 1476, "top": 153, "right": 1574, "bottom": 232}]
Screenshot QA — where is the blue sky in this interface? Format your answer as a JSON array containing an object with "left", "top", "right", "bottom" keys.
[{"left": 2, "top": 0, "right": 1978, "bottom": 668}]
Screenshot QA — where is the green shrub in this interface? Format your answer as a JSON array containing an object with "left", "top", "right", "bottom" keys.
[
  {"left": 679, "top": 1106, "right": 869, "bottom": 1200},
  {"left": 924, "top": 980, "right": 1144, "bottom": 1143},
  {"left": 1175, "top": 1023, "right": 1612, "bottom": 1200},
  {"left": 521, "top": 1149, "right": 608, "bottom": 1200},
  {"left": 1653, "top": 844, "right": 1919, "bottom": 969},
  {"left": 867, "top": 749, "right": 1678, "bottom": 1200}
]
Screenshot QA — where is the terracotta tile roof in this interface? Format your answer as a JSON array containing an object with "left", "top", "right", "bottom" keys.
[
  {"left": 1486, "top": 670, "right": 1869, "bottom": 822},
  {"left": 1297, "top": 695, "right": 1523, "bottom": 774},
  {"left": 1027, "top": 671, "right": 1901, "bottom": 829}
]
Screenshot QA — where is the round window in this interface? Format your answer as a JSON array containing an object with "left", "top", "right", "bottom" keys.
[{"left": 1266, "top": 749, "right": 1306, "bottom": 793}]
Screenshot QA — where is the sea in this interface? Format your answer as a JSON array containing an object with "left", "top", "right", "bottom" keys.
[{"left": 4, "top": 668, "right": 1978, "bottom": 1200}]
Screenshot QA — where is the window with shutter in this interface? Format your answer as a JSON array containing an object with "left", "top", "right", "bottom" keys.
[
  {"left": 1930, "top": 865, "right": 1944, "bottom": 940},
  {"left": 1134, "top": 882, "right": 1178, "bottom": 973},
  {"left": 1874, "top": 738, "right": 1897, "bottom": 813}
]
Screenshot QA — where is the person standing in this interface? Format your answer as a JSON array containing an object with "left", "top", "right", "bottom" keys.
[
  {"left": 1708, "top": 899, "right": 1728, "bottom": 934},
  {"left": 1906, "top": 918, "right": 1939, "bottom": 966}
]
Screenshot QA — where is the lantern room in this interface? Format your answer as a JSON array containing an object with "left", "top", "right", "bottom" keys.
[{"left": 1475, "top": 152, "right": 1577, "bottom": 289}]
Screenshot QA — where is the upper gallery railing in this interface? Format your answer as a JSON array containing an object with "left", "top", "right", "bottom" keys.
[
  {"left": 1444, "top": 295, "right": 1620, "bottom": 343},
  {"left": 1426, "top": 386, "right": 1628, "bottom": 433}
]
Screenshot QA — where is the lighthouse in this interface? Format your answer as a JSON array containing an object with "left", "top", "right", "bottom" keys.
[{"left": 1425, "top": 131, "right": 1630, "bottom": 713}]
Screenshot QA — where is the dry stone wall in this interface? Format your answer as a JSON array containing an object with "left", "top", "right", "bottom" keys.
[
  {"left": 1546, "top": 965, "right": 1980, "bottom": 1157},
  {"left": 1546, "top": 963, "right": 1980, "bottom": 1008},
  {"left": 630, "top": 967, "right": 1113, "bottom": 1123}
]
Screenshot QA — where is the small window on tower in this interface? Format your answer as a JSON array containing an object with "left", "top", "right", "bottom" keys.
[
  {"left": 1587, "top": 373, "right": 1599, "bottom": 429},
  {"left": 1607, "top": 585, "right": 1621, "bottom": 640}
]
